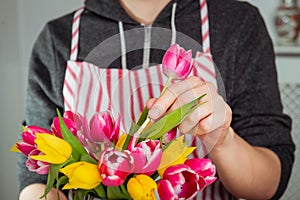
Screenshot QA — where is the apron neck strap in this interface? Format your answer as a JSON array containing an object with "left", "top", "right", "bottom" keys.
[
  {"left": 70, "top": 7, "right": 85, "bottom": 61},
  {"left": 199, "top": 0, "right": 211, "bottom": 54}
]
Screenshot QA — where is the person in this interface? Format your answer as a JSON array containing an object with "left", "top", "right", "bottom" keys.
[{"left": 18, "top": 0, "right": 295, "bottom": 199}]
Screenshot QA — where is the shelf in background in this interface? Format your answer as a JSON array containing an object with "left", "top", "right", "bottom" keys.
[{"left": 274, "top": 45, "right": 300, "bottom": 57}]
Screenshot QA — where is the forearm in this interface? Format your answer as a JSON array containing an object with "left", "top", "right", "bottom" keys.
[
  {"left": 209, "top": 128, "right": 281, "bottom": 199},
  {"left": 19, "top": 184, "right": 67, "bottom": 200}
]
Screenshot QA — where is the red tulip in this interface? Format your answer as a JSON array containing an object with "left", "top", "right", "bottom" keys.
[{"left": 162, "top": 43, "right": 193, "bottom": 80}]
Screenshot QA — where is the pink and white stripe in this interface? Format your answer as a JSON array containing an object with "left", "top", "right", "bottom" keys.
[
  {"left": 70, "top": 7, "right": 84, "bottom": 61},
  {"left": 200, "top": 0, "right": 211, "bottom": 54}
]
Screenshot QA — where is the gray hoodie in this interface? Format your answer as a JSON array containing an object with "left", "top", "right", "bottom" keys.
[{"left": 19, "top": 0, "right": 295, "bottom": 199}]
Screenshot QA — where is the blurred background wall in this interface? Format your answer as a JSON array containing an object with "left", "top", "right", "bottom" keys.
[{"left": 0, "top": 0, "right": 299, "bottom": 199}]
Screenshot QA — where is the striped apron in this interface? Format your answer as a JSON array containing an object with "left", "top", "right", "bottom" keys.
[{"left": 63, "top": 0, "right": 235, "bottom": 199}]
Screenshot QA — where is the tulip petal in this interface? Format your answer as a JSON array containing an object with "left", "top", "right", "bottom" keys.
[
  {"left": 16, "top": 142, "right": 35, "bottom": 156},
  {"left": 31, "top": 133, "right": 72, "bottom": 164},
  {"left": 60, "top": 161, "right": 101, "bottom": 190},
  {"left": 158, "top": 136, "right": 196, "bottom": 176},
  {"left": 127, "top": 175, "right": 157, "bottom": 200},
  {"left": 158, "top": 180, "right": 175, "bottom": 200}
]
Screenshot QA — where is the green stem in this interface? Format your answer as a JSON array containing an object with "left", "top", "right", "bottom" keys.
[{"left": 160, "top": 77, "right": 173, "bottom": 96}]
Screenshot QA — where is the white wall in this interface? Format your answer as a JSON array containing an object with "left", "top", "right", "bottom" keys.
[{"left": 0, "top": 0, "right": 82, "bottom": 199}]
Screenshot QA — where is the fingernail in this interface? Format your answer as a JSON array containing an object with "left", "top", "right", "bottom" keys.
[{"left": 149, "top": 105, "right": 163, "bottom": 119}]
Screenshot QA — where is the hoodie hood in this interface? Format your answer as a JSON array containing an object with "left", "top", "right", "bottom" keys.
[{"left": 84, "top": 0, "right": 194, "bottom": 25}]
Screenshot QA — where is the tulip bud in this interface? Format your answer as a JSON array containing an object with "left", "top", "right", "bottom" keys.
[
  {"left": 162, "top": 43, "right": 193, "bottom": 80},
  {"left": 127, "top": 175, "right": 157, "bottom": 200},
  {"left": 60, "top": 161, "right": 102, "bottom": 190}
]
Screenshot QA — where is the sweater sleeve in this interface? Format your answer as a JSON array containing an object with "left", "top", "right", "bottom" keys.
[
  {"left": 229, "top": 6, "right": 295, "bottom": 199},
  {"left": 17, "top": 23, "right": 65, "bottom": 194}
]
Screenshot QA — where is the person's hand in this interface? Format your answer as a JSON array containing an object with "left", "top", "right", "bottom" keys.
[
  {"left": 19, "top": 183, "right": 68, "bottom": 200},
  {"left": 147, "top": 76, "right": 232, "bottom": 152}
]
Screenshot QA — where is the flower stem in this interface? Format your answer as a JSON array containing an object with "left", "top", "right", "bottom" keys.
[
  {"left": 160, "top": 77, "right": 173, "bottom": 96},
  {"left": 135, "top": 117, "right": 151, "bottom": 139}
]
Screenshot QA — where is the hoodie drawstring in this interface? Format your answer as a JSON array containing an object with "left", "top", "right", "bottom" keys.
[
  {"left": 118, "top": 2, "right": 177, "bottom": 70},
  {"left": 119, "top": 21, "right": 127, "bottom": 70},
  {"left": 171, "top": 2, "right": 177, "bottom": 45}
]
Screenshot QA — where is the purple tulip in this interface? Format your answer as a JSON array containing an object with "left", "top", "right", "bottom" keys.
[
  {"left": 162, "top": 43, "right": 193, "bottom": 80},
  {"left": 157, "top": 164, "right": 200, "bottom": 200},
  {"left": 130, "top": 139, "right": 162, "bottom": 176},
  {"left": 98, "top": 147, "right": 134, "bottom": 187},
  {"left": 185, "top": 158, "right": 217, "bottom": 190}
]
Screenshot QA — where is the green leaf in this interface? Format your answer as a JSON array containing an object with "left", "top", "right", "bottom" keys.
[
  {"left": 74, "top": 189, "right": 90, "bottom": 200},
  {"left": 107, "top": 186, "right": 131, "bottom": 200},
  {"left": 141, "top": 94, "right": 207, "bottom": 140},
  {"left": 80, "top": 153, "right": 98, "bottom": 165},
  {"left": 94, "top": 184, "right": 106, "bottom": 199},
  {"left": 40, "top": 164, "right": 62, "bottom": 198},
  {"left": 122, "top": 107, "right": 149, "bottom": 150},
  {"left": 56, "top": 109, "right": 88, "bottom": 161}
]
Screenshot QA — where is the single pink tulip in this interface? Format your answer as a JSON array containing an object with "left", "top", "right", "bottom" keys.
[
  {"left": 158, "top": 164, "right": 200, "bottom": 200},
  {"left": 51, "top": 111, "right": 78, "bottom": 138},
  {"left": 88, "top": 112, "right": 120, "bottom": 144},
  {"left": 98, "top": 147, "right": 134, "bottom": 187},
  {"left": 130, "top": 139, "right": 162, "bottom": 176},
  {"left": 185, "top": 158, "right": 217, "bottom": 190},
  {"left": 162, "top": 43, "right": 193, "bottom": 80}
]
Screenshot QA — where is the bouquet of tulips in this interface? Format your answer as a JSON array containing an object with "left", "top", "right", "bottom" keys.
[{"left": 11, "top": 44, "right": 217, "bottom": 200}]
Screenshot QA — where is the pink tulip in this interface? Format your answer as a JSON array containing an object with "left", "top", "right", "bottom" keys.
[
  {"left": 51, "top": 111, "right": 78, "bottom": 138},
  {"left": 98, "top": 147, "right": 134, "bottom": 186},
  {"left": 162, "top": 43, "right": 193, "bottom": 80},
  {"left": 130, "top": 139, "right": 162, "bottom": 176},
  {"left": 185, "top": 158, "right": 217, "bottom": 190},
  {"left": 26, "top": 149, "right": 50, "bottom": 174},
  {"left": 16, "top": 126, "right": 52, "bottom": 174},
  {"left": 16, "top": 126, "right": 51, "bottom": 156},
  {"left": 71, "top": 112, "right": 121, "bottom": 159},
  {"left": 88, "top": 112, "right": 120, "bottom": 144},
  {"left": 157, "top": 164, "right": 200, "bottom": 200},
  {"left": 161, "top": 128, "right": 177, "bottom": 145}
]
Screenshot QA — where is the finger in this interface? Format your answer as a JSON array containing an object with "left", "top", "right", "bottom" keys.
[
  {"left": 178, "top": 102, "right": 212, "bottom": 134},
  {"left": 146, "top": 98, "right": 157, "bottom": 109},
  {"left": 167, "top": 84, "right": 210, "bottom": 114},
  {"left": 148, "top": 76, "right": 203, "bottom": 119}
]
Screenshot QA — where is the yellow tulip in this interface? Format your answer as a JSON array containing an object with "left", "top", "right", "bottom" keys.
[
  {"left": 30, "top": 133, "right": 72, "bottom": 164},
  {"left": 60, "top": 161, "right": 102, "bottom": 190},
  {"left": 127, "top": 175, "right": 157, "bottom": 200},
  {"left": 158, "top": 135, "right": 196, "bottom": 176}
]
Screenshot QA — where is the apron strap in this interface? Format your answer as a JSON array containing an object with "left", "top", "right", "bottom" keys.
[
  {"left": 70, "top": 7, "right": 85, "bottom": 61},
  {"left": 199, "top": 0, "right": 211, "bottom": 54}
]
